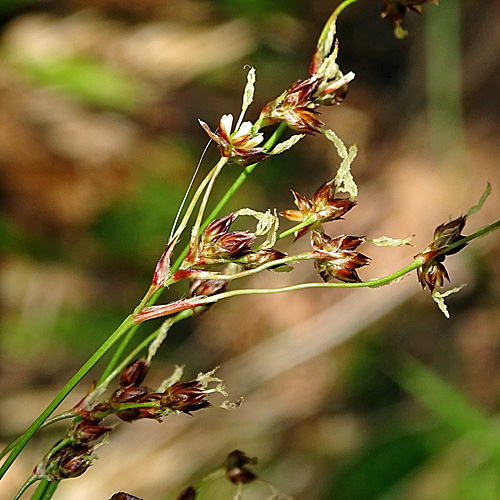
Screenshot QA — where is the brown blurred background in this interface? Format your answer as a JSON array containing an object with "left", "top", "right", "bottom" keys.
[{"left": 0, "top": 1, "right": 499, "bottom": 499}]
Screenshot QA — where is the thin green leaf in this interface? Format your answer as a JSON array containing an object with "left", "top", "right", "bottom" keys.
[{"left": 467, "top": 182, "right": 492, "bottom": 217}]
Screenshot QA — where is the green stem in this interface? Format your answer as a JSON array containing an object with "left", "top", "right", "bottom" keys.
[
  {"left": 98, "top": 160, "right": 235, "bottom": 383},
  {"left": 95, "top": 309, "right": 193, "bottom": 394},
  {"left": 0, "top": 413, "right": 74, "bottom": 464},
  {"left": 276, "top": 218, "right": 315, "bottom": 241},
  {"left": 12, "top": 475, "right": 39, "bottom": 500},
  {"left": 97, "top": 324, "right": 139, "bottom": 385},
  {"left": 189, "top": 158, "right": 228, "bottom": 252},
  {"left": 170, "top": 253, "right": 315, "bottom": 283},
  {"left": 0, "top": 315, "right": 135, "bottom": 481},
  {"left": 317, "top": 0, "right": 359, "bottom": 50},
  {"left": 136, "top": 258, "right": 425, "bottom": 323},
  {"left": 36, "top": 481, "right": 58, "bottom": 500},
  {"left": 30, "top": 480, "right": 58, "bottom": 500}
]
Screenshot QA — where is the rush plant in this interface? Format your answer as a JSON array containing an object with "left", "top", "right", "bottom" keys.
[{"left": 1, "top": 1, "right": 498, "bottom": 499}]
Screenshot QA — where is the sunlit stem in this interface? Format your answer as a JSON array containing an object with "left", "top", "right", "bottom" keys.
[
  {"left": 30, "top": 480, "right": 58, "bottom": 500},
  {"left": 92, "top": 310, "right": 192, "bottom": 404},
  {"left": 12, "top": 475, "right": 39, "bottom": 500},
  {"left": 0, "top": 314, "right": 135, "bottom": 480},
  {"left": 135, "top": 259, "right": 425, "bottom": 324},
  {"left": 317, "top": 0, "right": 359, "bottom": 52},
  {"left": 188, "top": 157, "right": 229, "bottom": 257}
]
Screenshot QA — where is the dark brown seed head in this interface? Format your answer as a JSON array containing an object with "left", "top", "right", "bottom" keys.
[
  {"left": 311, "top": 231, "right": 370, "bottom": 283},
  {"left": 119, "top": 358, "right": 150, "bottom": 387},
  {"left": 224, "top": 450, "right": 258, "bottom": 484},
  {"left": 161, "top": 381, "right": 211, "bottom": 415},
  {"left": 37, "top": 444, "right": 93, "bottom": 480},
  {"left": 175, "top": 486, "right": 197, "bottom": 500},
  {"left": 72, "top": 420, "right": 112, "bottom": 443}
]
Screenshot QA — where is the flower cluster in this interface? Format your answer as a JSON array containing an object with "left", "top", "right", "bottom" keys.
[
  {"left": 258, "top": 18, "right": 354, "bottom": 134},
  {"left": 281, "top": 179, "right": 356, "bottom": 240},
  {"left": 199, "top": 115, "right": 268, "bottom": 166},
  {"left": 416, "top": 216, "right": 467, "bottom": 292},
  {"left": 182, "top": 213, "right": 285, "bottom": 270},
  {"left": 184, "top": 213, "right": 255, "bottom": 267},
  {"left": 101, "top": 358, "right": 216, "bottom": 422},
  {"left": 33, "top": 360, "right": 225, "bottom": 482},
  {"left": 312, "top": 230, "right": 370, "bottom": 283}
]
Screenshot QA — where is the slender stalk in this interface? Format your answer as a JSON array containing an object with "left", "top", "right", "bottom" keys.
[
  {"left": 169, "top": 253, "right": 316, "bottom": 284},
  {"left": 97, "top": 324, "right": 139, "bottom": 385},
  {"left": 0, "top": 315, "right": 135, "bottom": 480},
  {"left": 96, "top": 309, "right": 193, "bottom": 394},
  {"left": 30, "top": 481, "right": 58, "bottom": 500},
  {"left": 276, "top": 218, "right": 315, "bottom": 241},
  {"left": 135, "top": 258, "right": 424, "bottom": 323},
  {"left": 141, "top": 219, "right": 500, "bottom": 323},
  {"left": 12, "top": 475, "right": 39, "bottom": 500},
  {"left": 189, "top": 158, "right": 228, "bottom": 252},
  {"left": 317, "top": 0, "right": 359, "bottom": 50}
]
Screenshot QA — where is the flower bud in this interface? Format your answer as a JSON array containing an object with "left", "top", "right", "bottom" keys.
[
  {"left": 281, "top": 180, "right": 356, "bottom": 240},
  {"left": 111, "top": 385, "right": 149, "bottom": 404},
  {"left": 202, "top": 214, "right": 238, "bottom": 244},
  {"left": 161, "top": 381, "right": 211, "bottom": 415},
  {"left": 72, "top": 420, "right": 112, "bottom": 443},
  {"left": 239, "top": 249, "right": 287, "bottom": 269},
  {"left": 311, "top": 230, "right": 370, "bottom": 283},
  {"left": 416, "top": 216, "right": 468, "bottom": 292},
  {"left": 225, "top": 450, "right": 257, "bottom": 484},
  {"left": 36, "top": 444, "right": 93, "bottom": 481},
  {"left": 119, "top": 358, "right": 150, "bottom": 387},
  {"left": 259, "top": 77, "right": 324, "bottom": 134}
]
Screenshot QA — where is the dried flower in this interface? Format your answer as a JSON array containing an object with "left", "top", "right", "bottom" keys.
[
  {"left": 119, "top": 358, "right": 150, "bottom": 387},
  {"left": 381, "top": 0, "right": 438, "bottom": 38},
  {"left": 311, "top": 230, "right": 370, "bottom": 283},
  {"left": 161, "top": 380, "right": 211, "bottom": 415},
  {"left": 281, "top": 179, "right": 356, "bottom": 240},
  {"left": 416, "top": 215, "right": 467, "bottom": 292},
  {"left": 225, "top": 450, "right": 258, "bottom": 484},
  {"left": 199, "top": 115, "right": 269, "bottom": 165},
  {"left": 238, "top": 249, "right": 287, "bottom": 269},
  {"left": 259, "top": 77, "right": 324, "bottom": 134},
  {"left": 35, "top": 444, "right": 94, "bottom": 481},
  {"left": 185, "top": 213, "right": 256, "bottom": 266}
]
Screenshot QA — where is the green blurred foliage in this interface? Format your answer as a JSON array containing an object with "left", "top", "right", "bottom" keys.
[{"left": 14, "top": 57, "right": 147, "bottom": 112}]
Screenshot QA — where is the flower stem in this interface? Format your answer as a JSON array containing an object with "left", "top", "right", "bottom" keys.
[
  {"left": 189, "top": 158, "right": 228, "bottom": 254},
  {"left": 318, "top": 0, "right": 359, "bottom": 48},
  {"left": 12, "top": 475, "right": 39, "bottom": 500},
  {"left": 0, "top": 315, "right": 135, "bottom": 480},
  {"left": 95, "top": 309, "right": 193, "bottom": 395}
]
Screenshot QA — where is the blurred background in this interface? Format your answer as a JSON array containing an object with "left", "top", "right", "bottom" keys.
[{"left": 0, "top": 0, "right": 499, "bottom": 499}]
